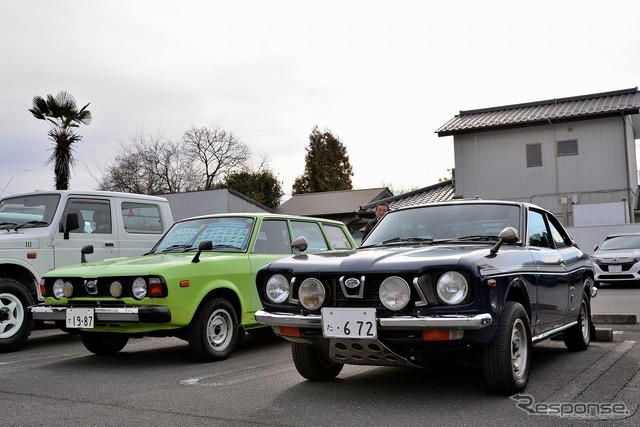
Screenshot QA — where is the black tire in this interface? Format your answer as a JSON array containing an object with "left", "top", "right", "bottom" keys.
[
  {"left": 291, "top": 343, "right": 344, "bottom": 381},
  {"left": 563, "top": 293, "right": 591, "bottom": 352},
  {"left": 81, "top": 332, "right": 129, "bottom": 355},
  {"left": 188, "top": 298, "right": 238, "bottom": 362},
  {"left": 482, "top": 301, "right": 532, "bottom": 394},
  {"left": 0, "top": 278, "right": 35, "bottom": 353}
]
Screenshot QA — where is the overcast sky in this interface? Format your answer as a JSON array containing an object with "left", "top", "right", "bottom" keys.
[{"left": 1, "top": 1, "right": 639, "bottom": 199}]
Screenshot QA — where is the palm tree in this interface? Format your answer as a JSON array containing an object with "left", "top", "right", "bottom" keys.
[{"left": 29, "top": 91, "right": 92, "bottom": 190}]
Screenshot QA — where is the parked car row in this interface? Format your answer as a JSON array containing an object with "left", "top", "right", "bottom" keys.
[{"left": 3, "top": 194, "right": 602, "bottom": 394}]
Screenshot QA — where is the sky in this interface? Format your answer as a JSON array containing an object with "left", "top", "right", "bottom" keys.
[{"left": 1, "top": 1, "right": 639, "bottom": 200}]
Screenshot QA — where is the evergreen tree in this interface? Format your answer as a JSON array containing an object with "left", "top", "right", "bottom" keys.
[
  {"left": 225, "top": 169, "right": 284, "bottom": 209},
  {"left": 292, "top": 126, "right": 353, "bottom": 194}
]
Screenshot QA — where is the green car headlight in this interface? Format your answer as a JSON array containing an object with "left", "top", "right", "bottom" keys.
[
  {"left": 131, "top": 277, "right": 147, "bottom": 300},
  {"left": 52, "top": 279, "right": 65, "bottom": 300}
]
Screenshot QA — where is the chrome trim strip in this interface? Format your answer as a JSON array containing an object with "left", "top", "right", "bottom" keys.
[
  {"left": 29, "top": 305, "right": 166, "bottom": 323},
  {"left": 412, "top": 277, "right": 429, "bottom": 307},
  {"left": 255, "top": 310, "right": 492, "bottom": 330},
  {"left": 255, "top": 310, "right": 322, "bottom": 327},
  {"left": 379, "top": 313, "right": 492, "bottom": 329},
  {"left": 532, "top": 321, "right": 577, "bottom": 343}
]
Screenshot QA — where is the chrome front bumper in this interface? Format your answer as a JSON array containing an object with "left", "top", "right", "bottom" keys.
[
  {"left": 29, "top": 305, "right": 171, "bottom": 323},
  {"left": 254, "top": 310, "right": 493, "bottom": 330}
]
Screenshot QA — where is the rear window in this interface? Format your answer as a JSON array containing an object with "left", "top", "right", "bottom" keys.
[{"left": 122, "top": 202, "right": 164, "bottom": 234}]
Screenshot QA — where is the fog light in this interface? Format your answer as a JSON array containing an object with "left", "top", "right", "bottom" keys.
[
  {"left": 110, "top": 280, "right": 123, "bottom": 298},
  {"left": 298, "top": 278, "right": 325, "bottom": 310}
]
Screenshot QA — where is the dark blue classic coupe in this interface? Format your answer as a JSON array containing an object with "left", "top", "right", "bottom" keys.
[{"left": 255, "top": 200, "right": 596, "bottom": 394}]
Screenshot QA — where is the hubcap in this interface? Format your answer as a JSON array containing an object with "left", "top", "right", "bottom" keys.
[
  {"left": 207, "top": 308, "right": 232, "bottom": 351},
  {"left": 0, "top": 292, "right": 24, "bottom": 339},
  {"left": 511, "top": 318, "right": 528, "bottom": 380}
]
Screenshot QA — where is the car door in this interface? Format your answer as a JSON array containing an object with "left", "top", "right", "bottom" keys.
[
  {"left": 545, "top": 212, "right": 585, "bottom": 323},
  {"left": 248, "top": 219, "right": 294, "bottom": 313},
  {"left": 52, "top": 198, "right": 118, "bottom": 267},
  {"left": 526, "top": 209, "right": 568, "bottom": 333}
]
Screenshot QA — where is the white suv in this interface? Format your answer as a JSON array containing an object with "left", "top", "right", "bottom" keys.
[
  {"left": 592, "top": 233, "right": 640, "bottom": 286},
  {"left": 0, "top": 190, "right": 174, "bottom": 352}
]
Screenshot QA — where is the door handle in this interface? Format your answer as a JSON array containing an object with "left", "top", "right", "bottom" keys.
[{"left": 105, "top": 242, "right": 115, "bottom": 247}]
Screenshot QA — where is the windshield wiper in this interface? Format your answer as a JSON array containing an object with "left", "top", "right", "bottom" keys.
[
  {"left": 455, "top": 235, "right": 500, "bottom": 242},
  {"left": 209, "top": 244, "right": 242, "bottom": 250},
  {"left": 160, "top": 244, "right": 193, "bottom": 253},
  {"left": 381, "top": 237, "right": 435, "bottom": 244},
  {"left": 13, "top": 221, "right": 49, "bottom": 230},
  {"left": 0, "top": 222, "right": 18, "bottom": 230}
]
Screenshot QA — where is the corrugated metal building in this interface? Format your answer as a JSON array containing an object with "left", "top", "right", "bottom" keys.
[{"left": 436, "top": 87, "right": 640, "bottom": 225}]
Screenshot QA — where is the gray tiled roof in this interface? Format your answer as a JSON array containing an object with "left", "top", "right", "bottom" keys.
[
  {"left": 436, "top": 87, "right": 640, "bottom": 136},
  {"left": 360, "top": 180, "right": 455, "bottom": 213}
]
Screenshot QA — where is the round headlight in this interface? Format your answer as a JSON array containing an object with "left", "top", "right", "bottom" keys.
[
  {"left": 52, "top": 279, "right": 65, "bottom": 300},
  {"left": 379, "top": 276, "right": 411, "bottom": 311},
  {"left": 131, "top": 277, "right": 147, "bottom": 300},
  {"left": 436, "top": 271, "right": 468, "bottom": 305},
  {"left": 110, "top": 280, "right": 123, "bottom": 298},
  {"left": 298, "top": 278, "right": 326, "bottom": 310},
  {"left": 265, "top": 274, "right": 290, "bottom": 303}
]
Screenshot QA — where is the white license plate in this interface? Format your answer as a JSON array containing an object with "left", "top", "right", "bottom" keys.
[
  {"left": 66, "top": 307, "right": 95, "bottom": 329},
  {"left": 608, "top": 265, "right": 622, "bottom": 273},
  {"left": 321, "top": 308, "right": 377, "bottom": 339}
]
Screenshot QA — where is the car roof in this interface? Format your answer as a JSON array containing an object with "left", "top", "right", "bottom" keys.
[{"left": 177, "top": 212, "right": 347, "bottom": 226}]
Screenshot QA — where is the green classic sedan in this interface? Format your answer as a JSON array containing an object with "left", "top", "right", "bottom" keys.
[{"left": 30, "top": 213, "right": 356, "bottom": 362}]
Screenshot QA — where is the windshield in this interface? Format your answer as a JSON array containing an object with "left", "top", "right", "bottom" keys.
[
  {"left": 152, "top": 216, "right": 256, "bottom": 253},
  {"left": 362, "top": 203, "right": 520, "bottom": 246},
  {"left": 599, "top": 235, "right": 640, "bottom": 251},
  {"left": 0, "top": 194, "right": 60, "bottom": 228}
]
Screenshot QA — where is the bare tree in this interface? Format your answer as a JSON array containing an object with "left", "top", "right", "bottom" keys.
[
  {"left": 98, "top": 132, "right": 199, "bottom": 194},
  {"left": 182, "top": 125, "right": 251, "bottom": 190}
]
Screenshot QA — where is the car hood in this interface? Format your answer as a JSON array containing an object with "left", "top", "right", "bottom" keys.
[
  {"left": 269, "top": 244, "right": 492, "bottom": 274},
  {"left": 592, "top": 248, "right": 640, "bottom": 259},
  {"left": 43, "top": 251, "right": 244, "bottom": 277}
]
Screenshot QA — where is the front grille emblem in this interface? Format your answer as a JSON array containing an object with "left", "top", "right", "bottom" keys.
[
  {"left": 339, "top": 276, "right": 365, "bottom": 298},
  {"left": 344, "top": 277, "right": 360, "bottom": 289},
  {"left": 84, "top": 279, "right": 98, "bottom": 295}
]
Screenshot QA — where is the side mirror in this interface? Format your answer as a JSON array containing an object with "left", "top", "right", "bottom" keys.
[
  {"left": 81, "top": 245, "right": 94, "bottom": 263},
  {"left": 490, "top": 227, "right": 519, "bottom": 254},
  {"left": 291, "top": 236, "right": 308, "bottom": 256},
  {"left": 63, "top": 213, "right": 81, "bottom": 240},
  {"left": 192, "top": 240, "right": 212, "bottom": 263}
]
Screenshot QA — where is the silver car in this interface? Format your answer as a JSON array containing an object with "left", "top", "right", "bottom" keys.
[{"left": 592, "top": 233, "right": 640, "bottom": 286}]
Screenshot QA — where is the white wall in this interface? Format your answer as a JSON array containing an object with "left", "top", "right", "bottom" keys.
[{"left": 567, "top": 223, "right": 640, "bottom": 254}]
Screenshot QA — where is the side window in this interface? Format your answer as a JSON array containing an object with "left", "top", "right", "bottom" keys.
[
  {"left": 253, "top": 220, "right": 291, "bottom": 254},
  {"left": 291, "top": 221, "right": 329, "bottom": 253},
  {"left": 526, "top": 143, "right": 542, "bottom": 167},
  {"left": 64, "top": 200, "right": 111, "bottom": 234},
  {"left": 526, "top": 210, "right": 550, "bottom": 248},
  {"left": 547, "top": 214, "right": 570, "bottom": 248},
  {"left": 323, "top": 224, "right": 353, "bottom": 249},
  {"left": 121, "top": 202, "right": 164, "bottom": 234}
]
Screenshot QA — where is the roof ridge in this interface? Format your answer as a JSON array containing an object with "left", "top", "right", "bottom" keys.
[{"left": 459, "top": 87, "right": 638, "bottom": 116}]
